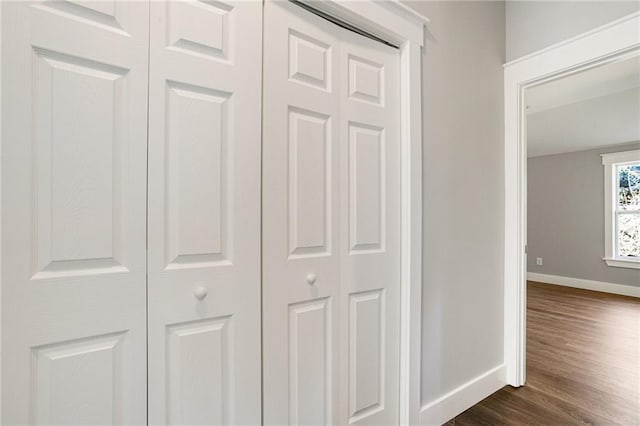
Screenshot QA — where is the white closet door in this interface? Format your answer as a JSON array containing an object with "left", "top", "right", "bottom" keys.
[
  {"left": 263, "top": 1, "right": 341, "bottom": 424},
  {"left": 1, "top": 1, "right": 149, "bottom": 424},
  {"left": 338, "top": 28, "right": 401, "bottom": 426},
  {"left": 147, "top": 1, "right": 262, "bottom": 425},
  {"left": 263, "top": 1, "right": 401, "bottom": 425}
]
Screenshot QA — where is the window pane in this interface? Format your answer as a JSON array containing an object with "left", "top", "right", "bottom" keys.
[
  {"left": 617, "top": 163, "right": 640, "bottom": 210},
  {"left": 618, "top": 213, "right": 640, "bottom": 257}
]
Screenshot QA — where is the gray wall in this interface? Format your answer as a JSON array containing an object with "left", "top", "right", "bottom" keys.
[
  {"left": 506, "top": 1, "right": 640, "bottom": 61},
  {"left": 528, "top": 143, "right": 640, "bottom": 287},
  {"left": 403, "top": 1, "right": 506, "bottom": 406}
]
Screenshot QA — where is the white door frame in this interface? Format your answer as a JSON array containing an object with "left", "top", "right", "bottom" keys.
[
  {"left": 0, "top": 4, "right": 3, "bottom": 420},
  {"left": 296, "top": 1, "right": 428, "bottom": 423},
  {"left": 503, "top": 11, "right": 640, "bottom": 387},
  {"left": 0, "top": 1, "right": 428, "bottom": 422}
]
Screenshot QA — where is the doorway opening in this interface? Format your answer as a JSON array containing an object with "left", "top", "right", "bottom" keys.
[
  {"left": 521, "top": 54, "right": 640, "bottom": 421},
  {"left": 503, "top": 13, "right": 640, "bottom": 389}
]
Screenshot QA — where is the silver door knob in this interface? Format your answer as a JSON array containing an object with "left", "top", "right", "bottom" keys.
[
  {"left": 194, "top": 286, "right": 208, "bottom": 300},
  {"left": 306, "top": 273, "right": 317, "bottom": 285}
]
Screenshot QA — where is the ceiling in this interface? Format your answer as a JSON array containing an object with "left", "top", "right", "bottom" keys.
[{"left": 526, "top": 55, "right": 640, "bottom": 158}]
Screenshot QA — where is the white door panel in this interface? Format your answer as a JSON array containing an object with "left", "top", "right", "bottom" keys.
[
  {"left": 263, "top": 2, "right": 341, "bottom": 425},
  {"left": 339, "top": 30, "right": 401, "bottom": 426},
  {"left": 1, "top": 1, "right": 149, "bottom": 423},
  {"left": 147, "top": 1, "right": 262, "bottom": 424},
  {"left": 263, "top": 2, "right": 401, "bottom": 425}
]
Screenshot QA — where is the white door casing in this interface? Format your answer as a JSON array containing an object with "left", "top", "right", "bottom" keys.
[
  {"left": 147, "top": 1, "right": 262, "bottom": 425},
  {"left": 1, "top": 1, "right": 149, "bottom": 423},
  {"left": 262, "top": 2, "right": 401, "bottom": 424},
  {"left": 503, "top": 12, "right": 640, "bottom": 387}
]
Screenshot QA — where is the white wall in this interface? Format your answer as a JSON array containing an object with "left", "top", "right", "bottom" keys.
[
  {"left": 403, "top": 1, "right": 506, "bottom": 421},
  {"left": 506, "top": 1, "right": 640, "bottom": 61}
]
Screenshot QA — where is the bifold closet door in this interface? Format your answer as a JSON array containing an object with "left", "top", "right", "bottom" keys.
[
  {"left": 263, "top": 1, "right": 341, "bottom": 423},
  {"left": 263, "top": 1, "right": 401, "bottom": 425},
  {"left": 1, "top": 1, "right": 149, "bottom": 424},
  {"left": 147, "top": 1, "right": 262, "bottom": 425}
]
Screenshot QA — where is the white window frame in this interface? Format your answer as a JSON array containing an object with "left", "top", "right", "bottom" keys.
[{"left": 602, "top": 149, "right": 640, "bottom": 269}]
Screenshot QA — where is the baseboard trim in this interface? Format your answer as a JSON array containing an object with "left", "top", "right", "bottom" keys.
[
  {"left": 527, "top": 272, "right": 640, "bottom": 298},
  {"left": 419, "top": 364, "right": 506, "bottom": 425}
]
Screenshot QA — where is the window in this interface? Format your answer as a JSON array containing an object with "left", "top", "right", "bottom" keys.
[{"left": 602, "top": 150, "right": 640, "bottom": 269}]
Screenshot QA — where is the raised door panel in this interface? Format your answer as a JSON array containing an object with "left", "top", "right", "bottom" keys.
[
  {"left": 349, "top": 123, "right": 385, "bottom": 254},
  {"left": 167, "top": 0, "right": 232, "bottom": 61},
  {"left": 289, "top": 299, "right": 332, "bottom": 425},
  {"left": 33, "top": 50, "right": 128, "bottom": 278},
  {"left": 165, "top": 82, "right": 231, "bottom": 268},
  {"left": 289, "top": 107, "right": 332, "bottom": 258},
  {"left": 1, "top": 2, "right": 149, "bottom": 424},
  {"left": 147, "top": 1, "right": 262, "bottom": 424},
  {"left": 289, "top": 30, "right": 331, "bottom": 91},
  {"left": 33, "top": 1, "right": 127, "bottom": 35},
  {"left": 32, "top": 333, "right": 126, "bottom": 425},
  {"left": 348, "top": 55, "right": 384, "bottom": 106},
  {"left": 166, "top": 317, "right": 232, "bottom": 425},
  {"left": 349, "top": 290, "right": 385, "bottom": 422}
]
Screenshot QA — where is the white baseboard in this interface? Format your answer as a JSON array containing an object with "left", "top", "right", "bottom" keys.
[
  {"left": 527, "top": 272, "right": 640, "bottom": 298},
  {"left": 419, "top": 364, "right": 506, "bottom": 426}
]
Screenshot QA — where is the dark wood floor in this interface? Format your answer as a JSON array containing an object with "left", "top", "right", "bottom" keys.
[{"left": 446, "top": 281, "right": 640, "bottom": 425}]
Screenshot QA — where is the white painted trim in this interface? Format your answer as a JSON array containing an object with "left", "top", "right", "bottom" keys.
[
  {"left": 382, "top": 0, "right": 431, "bottom": 26},
  {"left": 419, "top": 365, "right": 506, "bottom": 426},
  {"left": 602, "top": 149, "right": 640, "bottom": 265},
  {"left": 504, "top": 13, "right": 640, "bottom": 388},
  {"left": 296, "top": 0, "right": 428, "bottom": 47},
  {"left": 0, "top": 2, "right": 3, "bottom": 420},
  {"left": 601, "top": 149, "right": 640, "bottom": 165},
  {"left": 603, "top": 154, "right": 616, "bottom": 267},
  {"left": 603, "top": 258, "right": 640, "bottom": 269},
  {"left": 306, "top": 3, "right": 426, "bottom": 423},
  {"left": 504, "top": 11, "right": 640, "bottom": 68},
  {"left": 527, "top": 273, "right": 640, "bottom": 298}
]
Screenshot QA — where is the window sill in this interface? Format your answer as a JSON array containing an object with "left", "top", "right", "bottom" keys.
[{"left": 603, "top": 258, "right": 640, "bottom": 269}]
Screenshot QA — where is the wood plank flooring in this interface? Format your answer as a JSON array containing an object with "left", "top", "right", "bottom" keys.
[{"left": 446, "top": 281, "right": 640, "bottom": 425}]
